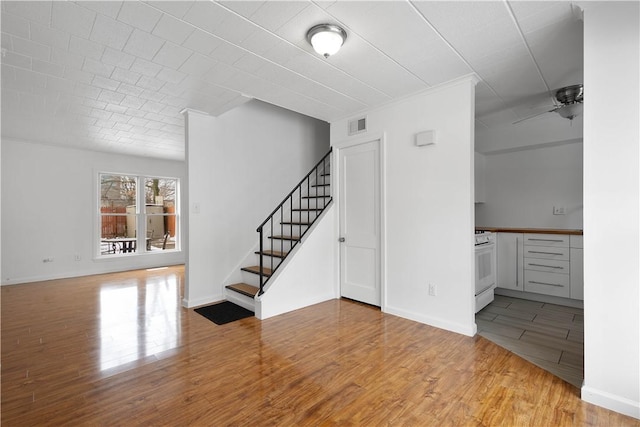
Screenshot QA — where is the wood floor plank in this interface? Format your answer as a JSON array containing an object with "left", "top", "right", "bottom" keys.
[{"left": 2, "top": 266, "right": 638, "bottom": 426}]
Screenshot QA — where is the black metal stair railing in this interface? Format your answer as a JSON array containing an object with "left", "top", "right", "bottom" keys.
[{"left": 256, "top": 148, "right": 332, "bottom": 295}]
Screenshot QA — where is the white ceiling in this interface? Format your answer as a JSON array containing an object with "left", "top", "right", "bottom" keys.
[{"left": 1, "top": 1, "right": 584, "bottom": 160}]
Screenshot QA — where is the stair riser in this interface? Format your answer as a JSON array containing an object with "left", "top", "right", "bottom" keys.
[{"left": 224, "top": 289, "right": 256, "bottom": 312}]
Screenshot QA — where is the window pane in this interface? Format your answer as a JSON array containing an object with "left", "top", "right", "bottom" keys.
[
  {"left": 100, "top": 216, "right": 137, "bottom": 255},
  {"left": 144, "top": 178, "right": 176, "bottom": 206},
  {"left": 148, "top": 215, "right": 177, "bottom": 251},
  {"left": 101, "top": 174, "right": 136, "bottom": 210},
  {"left": 144, "top": 178, "right": 178, "bottom": 251}
]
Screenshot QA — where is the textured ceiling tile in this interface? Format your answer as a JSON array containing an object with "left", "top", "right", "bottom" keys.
[
  {"left": 3, "top": 1, "right": 52, "bottom": 26},
  {"left": 1, "top": 32, "right": 12, "bottom": 51},
  {"left": 117, "top": 83, "right": 144, "bottom": 97},
  {"left": 139, "top": 89, "right": 165, "bottom": 103},
  {"left": 151, "top": 41, "right": 193, "bottom": 69},
  {"left": 181, "top": 29, "right": 223, "bottom": 56},
  {"left": 101, "top": 47, "right": 136, "bottom": 69},
  {"left": 15, "top": 69, "right": 47, "bottom": 91},
  {"left": 217, "top": 1, "right": 265, "bottom": 18},
  {"left": 92, "top": 74, "right": 120, "bottom": 91},
  {"left": 69, "top": 36, "right": 104, "bottom": 61},
  {"left": 136, "top": 75, "right": 164, "bottom": 91},
  {"left": 1, "top": 50, "right": 31, "bottom": 69},
  {"left": 32, "top": 58, "right": 64, "bottom": 77},
  {"left": 117, "top": 1, "right": 162, "bottom": 33},
  {"left": 209, "top": 42, "right": 247, "bottom": 64},
  {"left": 249, "top": 1, "right": 309, "bottom": 32},
  {"left": 112, "top": 67, "right": 142, "bottom": 85},
  {"left": 123, "top": 29, "right": 165, "bottom": 61},
  {"left": 50, "top": 47, "right": 85, "bottom": 69},
  {"left": 121, "top": 96, "right": 146, "bottom": 109},
  {"left": 51, "top": 1, "right": 96, "bottom": 39},
  {"left": 29, "top": 21, "right": 70, "bottom": 50},
  {"left": 82, "top": 58, "right": 115, "bottom": 78},
  {"left": 130, "top": 58, "right": 162, "bottom": 78},
  {"left": 77, "top": 1, "right": 124, "bottom": 19},
  {"left": 12, "top": 36, "right": 51, "bottom": 61},
  {"left": 74, "top": 83, "right": 102, "bottom": 99},
  {"left": 182, "top": 1, "right": 226, "bottom": 34},
  {"left": 152, "top": 13, "right": 195, "bottom": 45},
  {"left": 156, "top": 67, "right": 187, "bottom": 85},
  {"left": 178, "top": 53, "right": 216, "bottom": 77},
  {"left": 510, "top": 1, "right": 574, "bottom": 34},
  {"left": 90, "top": 13, "right": 133, "bottom": 50},
  {"left": 1, "top": 12, "right": 31, "bottom": 38},
  {"left": 145, "top": 1, "right": 196, "bottom": 19}
]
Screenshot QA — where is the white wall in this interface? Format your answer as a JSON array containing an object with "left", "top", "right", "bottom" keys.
[
  {"left": 330, "top": 77, "right": 477, "bottom": 336},
  {"left": 184, "top": 100, "right": 330, "bottom": 307},
  {"left": 1, "top": 139, "right": 186, "bottom": 285},
  {"left": 256, "top": 204, "right": 338, "bottom": 319},
  {"left": 582, "top": 1, "right": 640, "bottom": 419},
  {"left": 475, "top": 142, "right": 583, "bottom": 229},
  {"left": 475, "top": 115, "right": 583, "bottom": 154}
]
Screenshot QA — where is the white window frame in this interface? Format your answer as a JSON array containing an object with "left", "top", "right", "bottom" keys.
[{"left": 97, "top": 172, "right": 180, "bottom": 258}]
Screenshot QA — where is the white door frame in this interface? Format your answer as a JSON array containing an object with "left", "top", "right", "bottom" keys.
[{"left": 333, "top": 133, "right": 387, "bottom": 311}]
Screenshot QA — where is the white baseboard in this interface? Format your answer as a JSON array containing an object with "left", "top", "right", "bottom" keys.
[
  {"left": 182, "top": 293, "right": 223, "bottom": 308},
  {"left": 582, "top": 385, "right": 640, "bottom": 420},
  {"left": 384, "top": 305, "right": 477, "bottom": 337}
]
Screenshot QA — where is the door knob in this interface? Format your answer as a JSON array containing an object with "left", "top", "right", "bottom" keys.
[{"left": 338, "top": 237, "right": 345, "bottom": 242}]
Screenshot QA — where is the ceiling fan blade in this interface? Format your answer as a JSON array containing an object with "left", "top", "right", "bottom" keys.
[{"left": 512, "top": 107, "right": 559, "bottom": 124}]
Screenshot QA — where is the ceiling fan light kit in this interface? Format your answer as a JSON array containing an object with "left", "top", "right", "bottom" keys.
[
  {"left": 307, "top": 24, "right": 347, "bottom": 58},
  {"left": 513, "top": 84, "right": 584, "bottom": 124},
  {"left": 556, "top": 103, "right": 583, "bottom": 120}
]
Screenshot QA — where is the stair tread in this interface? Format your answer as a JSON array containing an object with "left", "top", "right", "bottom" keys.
[
  {"left": 321, "top": 173, "right": 330, "bottom": 177},
  {"left": 281, "top": 221, "right": 312, "bottom": 226},
  {"left": 302, "top": 195, "right": 331, "bottom": 199},
  {"left": 292, "top": 208, "right": 323, "bottom": 211},
  {"left": 269, "top": 235, "right": 301, "bottom": 241},
  {"left": 241, "top": 266, "right": 273, "bottom": 276},
  {"left": 226, "top": 283, "right": 259, "bottom": 298},
  {"left": 312, "top": 183, "right": 330, "bottom": 187},
  {"left": 255, "top": 249, "right": 288, "bottom": 258}
]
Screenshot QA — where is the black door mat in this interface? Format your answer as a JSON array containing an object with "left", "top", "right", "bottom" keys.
[{"left": 194, "top": 301, "right": 254, "bottom": 325}]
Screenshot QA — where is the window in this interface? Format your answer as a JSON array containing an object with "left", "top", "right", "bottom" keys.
[{"left": 99, "top": 173, "right": 179, "bottom": 256}]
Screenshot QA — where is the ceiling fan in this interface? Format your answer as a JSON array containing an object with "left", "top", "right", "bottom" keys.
[{"left": 513, "top": 84, "right": 584, "bottom": 124}]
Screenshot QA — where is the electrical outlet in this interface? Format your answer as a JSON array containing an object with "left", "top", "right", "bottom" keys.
[
  {"left": 74, "top": 254, "right": 81, "bottom": 261},
  {"left": 553, "top": 206, "right": 566, "bottom": 215},
  {"left": 428, "top": 283, "right": 437, "bottom": 296}
]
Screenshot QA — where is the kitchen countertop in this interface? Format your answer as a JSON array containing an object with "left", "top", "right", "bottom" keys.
[{"left": 476, "top": 227, "right": 583, "bottom": 235}]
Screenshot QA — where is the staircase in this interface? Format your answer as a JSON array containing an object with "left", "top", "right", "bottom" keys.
[{"left": 225, "top": 149, "right": 332, "bottom": 312}]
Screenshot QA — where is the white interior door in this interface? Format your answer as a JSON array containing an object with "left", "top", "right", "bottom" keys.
[{"left": 339, "top": 139, "right": 381, "bottom": 306}]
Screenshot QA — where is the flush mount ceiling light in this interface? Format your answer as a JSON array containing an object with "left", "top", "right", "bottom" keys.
[{"left": 306, "top": 24, "right": 347, "bottom": 58}]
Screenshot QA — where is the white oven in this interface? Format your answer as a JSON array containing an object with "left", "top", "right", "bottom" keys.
[{"left": 475, "top": 231, "right": 496, "bottom": 313}]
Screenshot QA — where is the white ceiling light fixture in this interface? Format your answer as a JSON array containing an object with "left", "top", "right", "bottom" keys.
[{"left": 306, "top": 24, "right": 347, "bottom": 58}]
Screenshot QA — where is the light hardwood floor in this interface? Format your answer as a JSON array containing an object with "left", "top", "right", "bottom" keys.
[
  {"left": 2, "top": 266, "right": 638, "bottom": 426},
  {"left": 476, "top": 295, "right": 584, "bottom": 388}
]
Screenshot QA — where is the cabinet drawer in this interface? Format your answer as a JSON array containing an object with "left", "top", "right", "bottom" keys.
[
  {"left": 524, "top": 271, "right": 570, "bottom": 297},
  {"left": 524, "top": 234, "right": 569, "bottom": 247},
  {"left": 524, "top": 245, "right": 569, "bottom": 261},
  {"left": 523, "top": 258, "right": 569, "bottom": 274}
]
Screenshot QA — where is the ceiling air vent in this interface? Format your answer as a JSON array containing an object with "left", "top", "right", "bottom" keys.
[{"left": 348, "top": 116, "right": 367, "bottom": 136}]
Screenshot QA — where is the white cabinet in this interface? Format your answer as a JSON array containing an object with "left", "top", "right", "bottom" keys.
[
  {"left": 570, "top": 235, "right": 584, "bottom": 300},
  {"left": 496, "top": 231, "right": 583, "bottom": 301},
  {"left": 524, "top": 233, "right": 571, "bottom": 298},
  {"left": 497, "top": 233, "right": 523, "bottom": 291}
]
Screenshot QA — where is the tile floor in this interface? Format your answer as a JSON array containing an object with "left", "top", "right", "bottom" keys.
[{"left": 476, "top": 294, "right": 584, "bottom": 388}]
